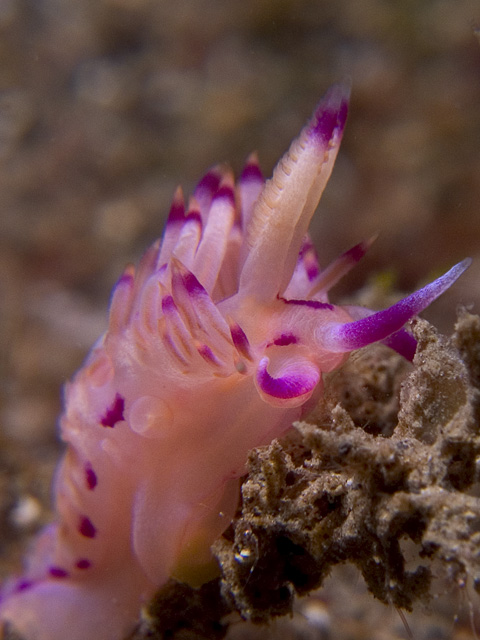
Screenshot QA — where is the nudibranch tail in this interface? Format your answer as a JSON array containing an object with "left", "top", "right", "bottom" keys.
[{"left": 239, "top": 83, "right": 350, "bottom": 301}]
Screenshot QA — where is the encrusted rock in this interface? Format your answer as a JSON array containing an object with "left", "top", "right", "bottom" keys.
[{"left": 133, "top": 312, "right": 480, "bottom": 638}]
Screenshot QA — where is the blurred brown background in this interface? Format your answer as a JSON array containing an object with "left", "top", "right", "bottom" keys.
[{"left": 0, "top": 1, "right": 479, "bottom": 638}]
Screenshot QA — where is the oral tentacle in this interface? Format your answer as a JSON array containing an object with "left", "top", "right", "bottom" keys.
[
  {"left": 380, "top": 328, "right": 418, "bottom": 362},
  {"left": 320, "top": 258, "right": 472, "bottom": 353},
  {"left": 341, "top": 303, "right": 418, "bottom": 361}
]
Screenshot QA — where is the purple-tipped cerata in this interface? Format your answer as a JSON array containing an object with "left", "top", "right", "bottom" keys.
[{"left": 0, "top": 84, "right": 470, "bottom": 640}]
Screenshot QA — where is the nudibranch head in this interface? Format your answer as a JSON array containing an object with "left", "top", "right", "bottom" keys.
[{"left": 108, "top": 83, "right": 469, "bottom": 411}]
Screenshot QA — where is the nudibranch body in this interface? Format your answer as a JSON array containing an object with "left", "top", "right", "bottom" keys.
[{"left": 0, "top": 86, "right": 470, "bottom": 640}]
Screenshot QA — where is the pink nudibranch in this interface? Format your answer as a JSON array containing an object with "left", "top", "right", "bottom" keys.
[{"left": 0, "top": 85, "right": 470, "bottom": 640}]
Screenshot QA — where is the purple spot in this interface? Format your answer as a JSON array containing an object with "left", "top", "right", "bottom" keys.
[
  {"left": 100, "top": 393, "right": 125, "bottom": 428},
  {"left": 213, "top": 185, "right": 235, "bottom": 205},
  {"left": 230, "top": 321, "right": 252, "bottom": 360},
  {"left": 76, "top": 558, "right": 91, "bottom": 570},
  {"left": 280, "top": 296, "right": 334, "bottom": 310},
  {"left": 256, "top": 358, "right": 320, "bottom": 400},
  {"left": 85, "top": 463, "right": 97, "bottom": 490},
  {"left": 273, "top": 333, "right": 298, "bottom": 347},
  {"left": 240, "top": 161, "right": 263, "bottom": 183},
  {"left": 15, "top": 580, "right": 34, "bottom": 593},
  {"left": 49, "top": 566, "right": 69, "bottom": 579},
  {"left": 79, "top": 516, "right": 96, "bottom": 539}
]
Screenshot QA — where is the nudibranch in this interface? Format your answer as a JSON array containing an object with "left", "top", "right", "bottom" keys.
[{"left": 0, "top": 85, "right": 470, "bottom": 640}]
